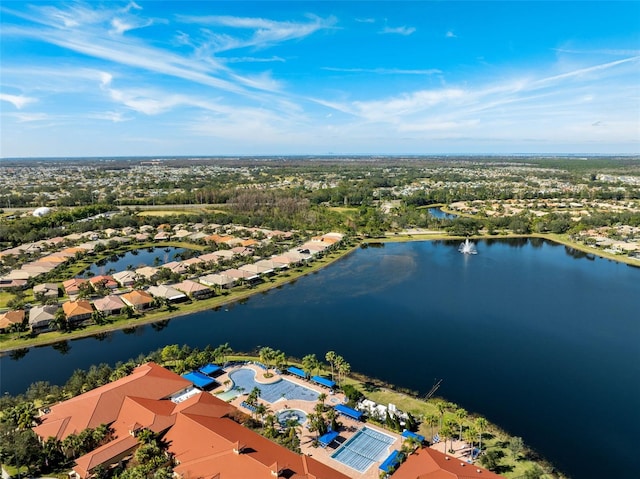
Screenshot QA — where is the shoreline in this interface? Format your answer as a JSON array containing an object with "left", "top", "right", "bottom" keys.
[
  {"left": 2, "top": 230, "right": 636, "bottom": 354},
  {"left": 370, "top": 230, "right": 640, "bottom": 267}
]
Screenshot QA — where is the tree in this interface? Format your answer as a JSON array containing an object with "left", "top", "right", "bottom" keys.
[
  {"left": 439, "top": 423, "right": 454, "bottom": 455},
  {"left": 302, "top": 353, "right": 319, "bottom": 378},
  {"left": 456, "top": 408, "right": 467, "bottom": 441},
  {"left": 91, "top": 310, "right": 106, "bottom": 325},
  {"left": 254, "top": 403, "right": 269, "bottom": 429},
  {"left": 336, "top": 356, "right": 350, "bottom": 386},
  {"left": 523, "top": 464, "right": 545, "bottom": 479},
  {"left": 479, "top": 449, "right": 505, "bottom": 472},
  {"left": 52, "top": 308, "right": 68, "bottom": 331},
  {"left": 508, "top": 436, "right": 525, "bottom": 458},
  {"left": 425, "top": 414, "right": 438, "bottom": 443},
  {"left": 436, "top": 401, "right": 447, "bottom": 429},
  {"left": 247, "top": 386, "right": 261, "bottom": 407},
  {"left": 325, "top": 351, "right": 337, "bottom": 381},
  {"left": 463, "top": 426, "right": 477, "bottom": 452},
  {"left": 475, "top": 417, "right": 488, "bottom": 452}
]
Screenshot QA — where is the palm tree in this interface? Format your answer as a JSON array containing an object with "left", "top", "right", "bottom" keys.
[
  {"left": 254, "top": 403, "right": 268, "bottom": 428},
  {"left": 53, "top": 308, "right": 68, "bottom": 331},
  {"left": 436, "top": 401, "right": 447, "bottom": 429},
  {"left": 91, "top": 310, "right": 106, "bottom": 325},
  {"left": 325, "top": 351, "right": 337, "bottom": 381},
  {"left": 337, "top": 357, "right": 350, "bottom": 386},
  {"left": 302, "top": 353, "right": 318, "bottom": 378},
  {"left": 439, "top": 423, "right": 454, "bottom": 456},
  {"left": 425, "top": 413, "right": 438, "bottom": 443},
  {"left": 456, "top": 408, "right": 467, "bottom": 441},
  {"left": 463, "top": 426, "right": 477, "bottom": 453},
  {"left": 475, "top": 417, "right": 488, "bottom": 452}
]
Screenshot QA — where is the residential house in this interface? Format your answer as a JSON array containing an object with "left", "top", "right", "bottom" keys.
[
  {"left": 62, "top": 300, "right": 94, "bottom": 324},
  {"left": 147, "top": 285, "right": 187, "bottom": 303},
  {"left": 172, "top": 280, "right": 214, "bottom": 299},
  {"left": 199, "top": 273, "right": 236, "bottom": 289},
  {"left": 33, "top": 282, "right": 60, "bottom": 299},
  {"left": 28, "top": 304, "right": 59, "bottom": 331},
  {"left": 112, "top": 270, "right": 137, "bottom": 288},
  {"left": 120, "top": 290, "right": 154, "bottom": 311},
  {"left": 89, "top": 275, "right": 119, "bottom": 292},
  {"left": 63, "top": 278, "right": 89, "bottom": 299},
  {"left": 162, "top": 261, "right": 188, "bottom": 275},
  {"left": 93, "top": 295, "right": 126, "bottom": 316},
  {"left": 135, "top": 266, "right": 159, "bottom": 281},
  {"left": 0, "top": 309, "right": 25, "bottom": 332}
]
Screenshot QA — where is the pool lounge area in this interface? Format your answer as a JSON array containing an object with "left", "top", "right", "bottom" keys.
[{"left": 226, "top": 367, "right": 320, "bottom": 403}]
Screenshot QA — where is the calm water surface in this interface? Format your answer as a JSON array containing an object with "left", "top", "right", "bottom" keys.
[
  {"left": 81, "top": 247, "right": 189, "bottom": 277},
  {"left": 2, "top": 239, "right": 639, "bottom": 479}
]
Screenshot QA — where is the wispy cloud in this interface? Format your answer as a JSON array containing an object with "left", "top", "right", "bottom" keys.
[
  {"left": 224, "top": 56, "right": 286, "bottom": 63},
  {"left": 380, "top": 25, "right": 416, "bottom": 36},
  {"left": 0, "top": 93, "right": 37, "bottom": 109},
  {"left": 355, "top": 18, "right": 375, "bottom": 23},
  {"left": 446, "top": 31, "right": 456, "bottom": 38},
  {"left": 176, "top": 14, "right": 337, "bottom": 51},
  {"left": 322, "top": 67, "right": 441, "bottom": 75},
  {"left": 553, "top": 47, "right": 640, "bottom": 57}
]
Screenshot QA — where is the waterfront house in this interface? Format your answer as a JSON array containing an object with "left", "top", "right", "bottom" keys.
[
  {"left": 0, "top": 309, "right": 25, "bottom": 332},
  {"left": 89, "top": 275, "right": 118, "bottom": 291},
  {"left": 28, "top": 304, "right": 59, "bottom": 331},
  {"left": 62, "top": 300, "right": 94, "bottom": 324},
  {"left": 198, "top": 273, "right": 236, "bottom": 289},
  {"left": 147, "top": 284, "right": 187, "bottom": 303},
  {"left": 120, "top": 290, "right": 154, "bottom": 311},
  {"left": 113, "top": 270, "right": 137, "bottom": 288},
  {"left": 93, "top": 295, "right": 126, "bottom": 316},
  {"left": 172, "top": 279, "right": 214, "bottom": 299}
]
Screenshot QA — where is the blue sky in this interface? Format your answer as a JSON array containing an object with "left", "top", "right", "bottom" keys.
[{"left": 1, "top": 1, "right": 639, "bottom": 157}]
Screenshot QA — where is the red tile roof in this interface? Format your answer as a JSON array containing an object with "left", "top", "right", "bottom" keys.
[
  {"left": 392, "top": 447, "right": 506, "bottom": 479},
  {"left": 38, "top": 363, "right": 348, "bottom": 479},
  {"left": 33, "top": 363, "right": 191, "bottom": 441}
]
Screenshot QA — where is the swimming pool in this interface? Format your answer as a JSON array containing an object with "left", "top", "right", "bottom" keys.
[
  {"left": 277, "top": 409, "right": 307, "bottom": 426},
  {"left": 229, "top": 367, "right": 319, "bottom": 403},
  {"left": 331, "top": 426, "right": 396, "bottom": 472}
]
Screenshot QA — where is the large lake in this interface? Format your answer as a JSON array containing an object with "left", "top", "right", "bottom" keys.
[{"left": 2, "top": 239, "right": 639, "bottom": 479}]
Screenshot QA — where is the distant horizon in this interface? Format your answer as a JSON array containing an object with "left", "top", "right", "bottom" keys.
[
  {"left": 3, "top": 152, "right": 640, "bottom": 161},
  {"left": 2, "top": 1, "right": 639, "bottom": 157}
]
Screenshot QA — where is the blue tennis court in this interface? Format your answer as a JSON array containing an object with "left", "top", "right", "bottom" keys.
[
  {"left": 331, "top": 426, "right": 396, "bottom": 472},
  {"left": 229, "top": 367, "right": 319, "bottom": 403}
]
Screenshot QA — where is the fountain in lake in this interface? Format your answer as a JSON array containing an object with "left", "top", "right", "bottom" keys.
[{"left": 459, "top": 238, "right": 478, "bottom": 255}]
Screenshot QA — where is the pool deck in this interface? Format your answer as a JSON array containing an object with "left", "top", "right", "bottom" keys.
[{"left": 212, "top": 364, "right": 403, "bottom": 479}]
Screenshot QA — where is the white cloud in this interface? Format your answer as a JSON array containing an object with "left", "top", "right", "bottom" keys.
[
  {"left": 446, "top": 31, "right": 456, "bottom": 38},
  {"left": 322, "top": 67, "right": 441, "bottom": 75},
  {"left": 176, "top": 14, "right": 337, "bottom": 51},
  {"left": 224, "top": 56, "right": 286, "bottom": 63},
  {"left": 0, "top": 93, "right": 37, "bottom": 109},
  {"left": 355, "top": 18, "right": 375, "bottom": 23},
  {"left": 89, "top": 111, "right": 130, "bottom": 122},
  {"left": 380, "top": 25, "right": 416, "bottom": 36}
]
